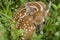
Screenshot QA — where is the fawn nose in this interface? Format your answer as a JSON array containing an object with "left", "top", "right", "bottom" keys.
[
  {"left": 34, "top": 21, "right": 45, "bottom": 35},
  {"left": 35, "top": 24, "right": 41, "bottom": 35}
]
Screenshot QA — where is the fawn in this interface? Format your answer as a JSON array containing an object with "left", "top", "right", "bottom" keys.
[{"left": 13, "top": 1, "right": 52, "bottom": 40}]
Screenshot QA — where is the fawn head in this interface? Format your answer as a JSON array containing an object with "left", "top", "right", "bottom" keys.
[{"left": 25, "top": 1, "right": 52, "bottom": 27}]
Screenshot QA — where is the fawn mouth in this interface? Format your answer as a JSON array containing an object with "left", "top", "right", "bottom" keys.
[
  {"left": 33, "top": 21, "right": 45, "bottom": 35},
  {"left": 33, "top": 23, "right": 41, "bottom": 35}
]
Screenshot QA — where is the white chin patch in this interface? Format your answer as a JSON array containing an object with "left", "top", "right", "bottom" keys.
[{"left": 42, "top": 18, "right": 45, "bottom": 22}]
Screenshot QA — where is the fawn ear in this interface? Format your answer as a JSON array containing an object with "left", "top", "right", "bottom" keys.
[
  {"left": 45, "top": 1, "right": 52, "bottom": 16},
  {"left": 25, "top": 3, "right": 31, "bottom": 13},
  {"left": 25, "top": 2, "right": 35, "bottom": 15}
]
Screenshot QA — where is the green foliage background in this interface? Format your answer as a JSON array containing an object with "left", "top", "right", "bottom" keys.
[{"left": 0, "top": 0, "right": 60, "bottom": 40}]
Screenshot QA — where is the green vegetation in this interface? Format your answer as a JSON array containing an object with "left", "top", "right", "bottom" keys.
[{"left": 0, "top": 0, "right": 60, "bottom": 40}]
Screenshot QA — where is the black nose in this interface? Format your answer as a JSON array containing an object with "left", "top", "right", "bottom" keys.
[{"left": 42, "top": 21, "right": 45, "bottom": 25}]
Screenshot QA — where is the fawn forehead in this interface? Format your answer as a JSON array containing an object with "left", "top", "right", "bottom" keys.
[
  {"left": 25, "top": 2, "right": 46, "bottom": 11},
  {"left": 25, "top": 2, "right": 46, "bottom": 17}
]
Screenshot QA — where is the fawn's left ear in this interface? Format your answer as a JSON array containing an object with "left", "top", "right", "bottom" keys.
[{"left": 45, "top": 1, "right": 52, "bottom": 16}]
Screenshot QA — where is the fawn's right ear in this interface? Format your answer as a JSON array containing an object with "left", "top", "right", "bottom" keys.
[
  {"left": 25, "top": 3, "right": 31, "bottom": 13},
  {"left": 25, "top": 2, "right": 35, "bottom": 16}
]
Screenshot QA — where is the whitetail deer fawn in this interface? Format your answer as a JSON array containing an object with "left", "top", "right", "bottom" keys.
[{"left": 13, "top": 1, "right": 52, "bottom": 40}]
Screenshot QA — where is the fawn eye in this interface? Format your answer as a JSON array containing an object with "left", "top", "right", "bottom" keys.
[
  {"left": 42, "top": 21, "right": 45, "bottom": 25},
  {"left": 34, "top": 8, "right": 37, "bottom": 10},
  {"left": 33, "top": 8, "right": 37, "bottom": 12}
]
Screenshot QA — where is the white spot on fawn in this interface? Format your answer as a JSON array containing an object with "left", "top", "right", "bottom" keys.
[
  {"left": 22, "top": 37, "right": 25, "bottom": 40},
  {"left": 29, "top": 29, "right": 31, "bottom": 31},
  {"left": 24, "top": 28, "right": 26, "bottom": 30},
  {"left": 20, "top": 14, "right": 22, "bottom": 16},
  {"left": 25, "top": 26, "right": 27, "bottom": 28},
  {"left": 20, "top": 12, "right": 27, "bottom": 19},
  {"left": 26, "top": 29, "right": 28, "bottom": 32},
  {"left": 31, "top": 26, "right": 33, "bottom": 29},
  {"left": 24, "top": 24, "right": 26, "bottom": 26}
]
